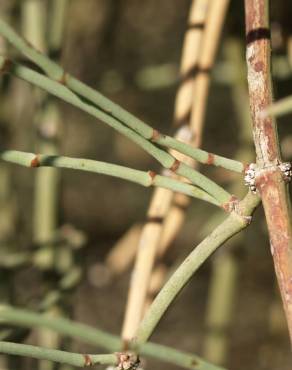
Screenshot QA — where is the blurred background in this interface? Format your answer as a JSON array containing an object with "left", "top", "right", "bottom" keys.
[{"left": 0, "top": 0, "right": 292, "bottom": 369}]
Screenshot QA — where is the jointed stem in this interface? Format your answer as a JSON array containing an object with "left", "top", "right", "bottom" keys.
[
  {"left": 0, "top": 19, "right": 244, "bottom": 174},
  {"left": 0, "top": 150, "right": 219, "bottom": 206},
  {"left": 0, "top": 341, "right": 117, "bottom": 368},
  {"left": 0, "top": 58, "right": 232, "bottom": 205},
  {"left": 0, "top": 306, "right": 226, "bottom": 370}
]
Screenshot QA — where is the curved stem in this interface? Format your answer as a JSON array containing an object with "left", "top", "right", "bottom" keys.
[
  {"left": 134, "top": 192, "right": 260, "bottom": 346},
  {"left": 0, "top": 307, "right": 225, "bottom": 370}
]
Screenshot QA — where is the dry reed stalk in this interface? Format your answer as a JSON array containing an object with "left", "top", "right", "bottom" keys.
[
  {"left": 157, "top": 0, "right": 231, "bottom": 261},
  {"left": 105, "top": 224, "right": 142, "bottom": 275},
  {"left": 146, "top": 0, "right": 231, "bottom": 312},
  {"left": 245, "top": 0, "right": 292, "bottom": 343},
  {"left": 121, "top": 0, "right": 210, "bottom": 342}
]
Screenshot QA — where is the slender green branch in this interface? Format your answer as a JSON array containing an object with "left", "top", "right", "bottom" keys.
[
  {"left": 0, "top": 341, "right": 117, "bottom": 368},
  {"left": 0, "top": 18, "right": 244, "bottom": 174},
  {"left": 0, "top": 307, "right": 225, "bottom": 370},
  {"left": 0, "top": 58, "right": 232, "bottom": 205},
  {"left": 0, "top": 150, "right": 219, "bottom": 206},
  {"left": 264, "top": 95, "right": 292, "bottom": 118},
  {"left": 153, "top": 135, "right": 245, "bottom": 173},
  {"left": 134, "top": 192, "right": 260, "bottom": 346}
]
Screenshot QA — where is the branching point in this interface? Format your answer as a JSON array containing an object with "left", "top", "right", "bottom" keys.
[
  {"left": 0, "top": 57, "right": 12, "bottom": 74},
  {"left": 170, "top": 159, "right": 180, "bottom": 173},
  {"left": 30, "top": 155, "right": 40, "bottom": 168},
  {"left": 151, "top": 129, "right": 161, "bottom": 141},
  {"left": 206, "top": 153, "right": 215, "bottom": 165},
  {"left": 116, "top": 352, "right": 140, "bottom": 370},
  {"left": 148, "top": 171, "right": 157, "bottom": 184},
  {"left": 83, "top": 354, "right": 94, "bottom": 367}
]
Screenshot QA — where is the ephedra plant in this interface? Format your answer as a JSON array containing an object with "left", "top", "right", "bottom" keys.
[{"left": 0, "top": 0, "right": 291, "bottom": 369}]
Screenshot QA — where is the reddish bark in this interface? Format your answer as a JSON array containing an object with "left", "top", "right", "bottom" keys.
[{"left": 245, "top": 0, "right": 292, "bottom": 344}]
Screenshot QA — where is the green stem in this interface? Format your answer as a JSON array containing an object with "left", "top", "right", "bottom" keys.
[
  {"left": 0, "top": 58, "right": 231, "bottom": 205},
  {"left": 264, "top": 95, "right": 292, "bottom": 118},
  {"left": 0, "top": 307, "right": 225, "bottom": 370},
  {"left": 0, "top": 150, "right": 219, "bottom": 206},
  {"left": 134, "top": 192, "right": 260, "bottom": 346},
  {"left": 0, "top": 18, "right": 244, "bottom": 174},
  {"left": 0, "top": 341, "right": 116, "bottom": 368},
  {"left": 154, "top": 135, "right": 245, "bottom": 173},
  {"left": 48, "top": 0, "right": 69, "bottom": 52}
]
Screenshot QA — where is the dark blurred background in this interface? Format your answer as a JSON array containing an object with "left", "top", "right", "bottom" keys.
[{"left": 0, "top": 1, "right": 292, "bottom": 369}]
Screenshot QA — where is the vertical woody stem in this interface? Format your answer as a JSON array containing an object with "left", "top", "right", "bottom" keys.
[{"left": 245, "top": 0, "right": 292, "bottom": 344}]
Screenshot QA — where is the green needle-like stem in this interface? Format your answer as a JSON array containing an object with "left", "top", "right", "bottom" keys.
[
  {"left": 264, "top": 95, "right": 292, "bottom": 118},
  {"left": 0, "top": 150, "right": 219, "bottom": 206},
  {"left": 0, "top": 57, "right": 232, "bottom": 205},
  {"left": 0, "top": 19, "right": 244, "bottom": 174},
  {"left": 0, "top": 307, "right": 225, "bottom": 370},
  {"left": 0, "top": 341, "right": 117, "bottom": 368}
]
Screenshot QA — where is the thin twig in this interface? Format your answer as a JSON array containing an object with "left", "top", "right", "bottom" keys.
[
  {"left": 0, "top": 341, "right": 117, "bottom": 368},
  {"left": 0, "top": 150, "right": 219, "bottom": 206},
  {"left": 0, "top": 18, "right": 244, "bottom": 174},
  {"left": 0, "top": 57, "right": 232, "bottom": 205},
  {"left": 264, "top": 95, "right": 292, "bottom": 118},
  {"left": 245, "top": 0, "right": 292, "bottom": 343}
]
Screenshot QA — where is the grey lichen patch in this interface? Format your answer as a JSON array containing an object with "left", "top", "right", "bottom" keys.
[
  {"left": 244, "top": 163, "right": 257, "bottom": 193},
  {"left": 244, "top": 161, "right": 292, "bottom": 194},
  {"left": 116, "top": 352, "right": 140, "bottom": 370},
  {"left": 279, "top": 162, "right": 292, "bottom": 182}
]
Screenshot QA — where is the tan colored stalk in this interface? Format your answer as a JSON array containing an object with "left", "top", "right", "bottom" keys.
[
  {"left": 105, "top": 224, "right": 142, "bottom": 275},
  {"left": 245, "top": 0, "right": 292, "bottom": 343},
  {"left": 146, "top": 0, "right": 231, "bottom": 310},
  {"left": 157, "top": 0, "right": 231, "bottom": 260},
  {"left": 121, "top": 0, "right": 210, "bottom": 342}
]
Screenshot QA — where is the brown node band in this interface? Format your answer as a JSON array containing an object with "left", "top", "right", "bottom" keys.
[
  {"left": 0, "top": 58, "right": 12, "bottom": 74},
  {"left": 30, "top": 155, "right": 40, "bottom": 168},
  {"left": 222, "top": 194, "right": 239, "bottom": 213},
  {"left": 148, "top": 171, "right": 157, "bottom": 181},
  {"left": 151, "top": 129, "right": 161, "bottom": 141},
  {"left": 83, "top": 354, "right": 93, "bottom": 367},
  {"left": 179, "top": 64, "right": 211, "bottom": 85},
  {"left": 206, "top": 153, "right": 215, "bottom": 165},
  {"left": 146, "top": 216, "right": 164, "bottom": 224},
  {"left": 186, "top": 22, "right": 205, "bottom": 30},
  {"left": 58, "top": 72, "right": 68, "bottom": 85},
  {"left": 246, "top": 27, "right": 271, "bottom": 45},
  {"left": 170, "top": 159, "right": 180, "bottom": 172}
]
